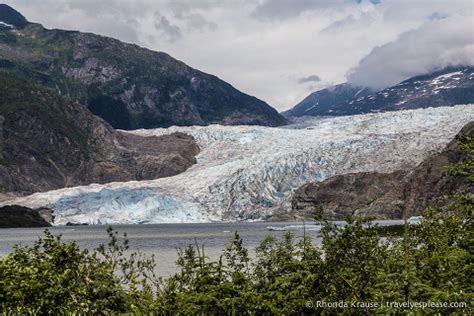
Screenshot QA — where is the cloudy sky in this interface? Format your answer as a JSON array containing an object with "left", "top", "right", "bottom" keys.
[{"left": 5, "top": 0, "right": 474, "bottom": 111}]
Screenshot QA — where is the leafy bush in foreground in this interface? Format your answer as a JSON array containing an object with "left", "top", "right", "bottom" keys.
[
  {"left": 0, "top": 206, "right": 470, "bottom": 315},
  {"left": 0, "top": 227, "right": 156, "bottom": 314}
]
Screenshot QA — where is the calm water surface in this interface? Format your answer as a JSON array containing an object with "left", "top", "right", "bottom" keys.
[{"left": 0, "top": 221, "right": 402, "bottom": 277}]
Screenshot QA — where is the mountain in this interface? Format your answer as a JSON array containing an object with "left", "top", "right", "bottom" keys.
[
  {"left": 0, "top": 71, "right": 199, "bottom": 195},
  {"left": 3, "top": 105, "right": 473, "bottom": 224},
  {"left": 0, "top": 5, "right": 286, "bottom": 129},
  {"left": 282, "top": 84, "right": 373, "bottom": 117},
  {"left": 285, "top": 66, "right": 474, "bottom": 117},
  {"left": 290, "top": 121, "right": 474, "bottom": 219},
  {"left": 333, "top": 67, "right": 474, "bottom": 115},
  {"left": 0, "top": 4, "right": 28, "bottom": 29}
]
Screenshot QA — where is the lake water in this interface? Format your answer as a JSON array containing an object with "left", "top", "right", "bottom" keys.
[{"left": 0, "top": 220, "right": 403, "bottom": 277}]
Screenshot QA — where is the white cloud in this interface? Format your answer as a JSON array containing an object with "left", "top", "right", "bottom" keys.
[
  {"left": 154, "top": 13, "right": 182, "bottom": 42},
  {"left": 297, "top": 74, "right": 321, "bottom": 84},
  {"left": 348, "top": 14, "right": 474, "bottom": 89},
  {"left": 252, "top": 0, "right": 350, "bottom": 20},
  {"left": 3, "top": 0, "right": 473, "bottom": 111}
]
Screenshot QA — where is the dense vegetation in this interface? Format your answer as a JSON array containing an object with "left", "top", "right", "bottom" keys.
[{"left": 0, "top": 138, "right": 472, "bottom": 314}]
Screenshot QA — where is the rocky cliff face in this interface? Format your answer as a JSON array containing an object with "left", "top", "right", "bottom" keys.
[
  {"left": 290, "top": 121, "right": 474, "bottom": 219},
  {"left": 0, "top": 72, "right": 199, "bottom": 195},
  {"left": 288, "top": 171, "right": 407, "bottom": 220},
  {"left": 0, "top": 5, "right": 286, "bottom": 129}
]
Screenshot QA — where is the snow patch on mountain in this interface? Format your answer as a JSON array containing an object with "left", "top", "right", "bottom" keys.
[
  {"left": 0, "top": 21, "right": 13, "bottom": 28},
  {"left": 3, "top": 105, "right": 474, "bottom": 224},
  {"left": 434, "top": 71, "right": 463, "bottom": 80}
]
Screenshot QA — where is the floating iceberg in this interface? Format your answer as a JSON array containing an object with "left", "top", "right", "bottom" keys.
[{"left": 266, "top": 225, "right": 322, "bottom": 232}]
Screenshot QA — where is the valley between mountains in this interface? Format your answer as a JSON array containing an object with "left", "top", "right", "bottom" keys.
[
  {"left": 0, "top": 4, "right": 473, "bottom": 227},
  {"left": 3, "top": 104, "right": 473, "bottom": 225}
]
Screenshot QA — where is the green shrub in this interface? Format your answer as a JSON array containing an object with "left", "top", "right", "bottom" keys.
[{"left": 0, "top": 227, "right": 156, "bottom": 314}]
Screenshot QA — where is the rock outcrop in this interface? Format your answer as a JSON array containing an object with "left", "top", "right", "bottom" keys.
[
  {"left": 0, "top": 5, "right": 286, "bottom": 129},
  {"left": 290, "top": 121, "right": 474, "bottom": 219},
  {"left": 289, "top": 171, "right": 407, "bottom": 220},
  {"left": 0, "top": 72, "right": 199, "bottom": 195},
  {"left": 0, "top": 205, "right": 53, "bottom": 227}
]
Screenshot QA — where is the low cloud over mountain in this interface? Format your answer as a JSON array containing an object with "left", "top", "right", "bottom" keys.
[{"left": 348, "top": 15, "right": 474, "bottom": 90}]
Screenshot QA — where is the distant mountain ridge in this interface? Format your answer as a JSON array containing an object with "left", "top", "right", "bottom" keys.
[
  {"left": 285, "top": 66, "right": 474, "bottom": 117},
  {"left": 0, "top": 4, "right": 28, "bottom": 28},
  {"left": 0, "top": 5, "right": 286, "bottom": 129},
  {"left": 282, "top": 83, "right": 374, "bottom": 117}
]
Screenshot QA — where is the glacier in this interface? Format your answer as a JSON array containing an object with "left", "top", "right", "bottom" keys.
[{"left": 3, "top": 104, "right": 474, "bottom": 224}]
